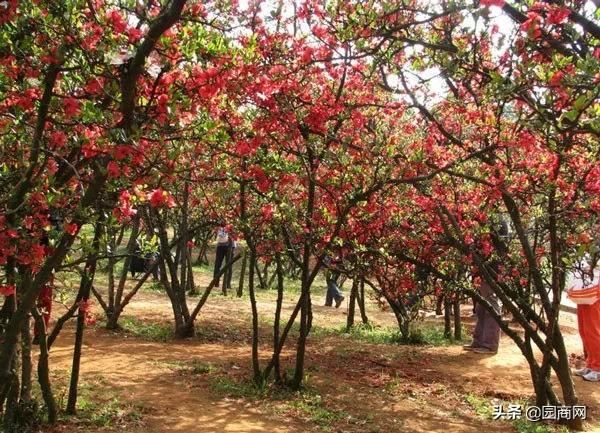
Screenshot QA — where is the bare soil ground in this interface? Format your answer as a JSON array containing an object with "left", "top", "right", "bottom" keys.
[{"left": 40, "top": 270, "right": 600, "bottom": 433}]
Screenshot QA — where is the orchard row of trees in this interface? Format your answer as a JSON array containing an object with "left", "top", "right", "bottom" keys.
[{"left": 0, "top": 0, "right": 598, "bottom": 431}]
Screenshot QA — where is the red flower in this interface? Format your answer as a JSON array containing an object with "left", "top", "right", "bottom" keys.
[
  {"left": 149, "top": 189, "right": 175, "bottom": 208},
  {"left": 49, "top": 130, "right": 68, "bottom": 149},
  {"left": 127, "top": 27, "right": 143, "bottom": 44},
  {"left": 31, "top": 243, "right": 46, "bottom": 266},
  {"left": 261, "top": 204, "right": 274, "bottom": 221},
  {"left": 107, "top": 161, "right": 121, "bottom": 178},
  {"left": 520, "top": 12, "right": 542, "bottom": 39},
  {"left": 65, "top": 223, "right": 79, "bottom": 236},
  {"left": 480, "top": 0, "right": 505, "bottom": 6},
  {"left": 166, "top": 195, "right": 176, "bottom": 208},
  {"left": 0, "top": 285, "right": 15, "bottom": 296},
  {"left": 113, "top": 145, "right": 131, "bottom": 160},
  {"left": 149, "top": 189, "right": 165, "bottom": 207},
  {"left": 549, "top": 71, "right": 564, "bottom": 87},
  {"left": 547, "top": 7, "right": 570, "bottom": 25},
  {"left": 107, "top": 10, "right": 127, "bottom": 34},
  {"left": 63, "top": 97, "right": 81, "bottom": 118}
]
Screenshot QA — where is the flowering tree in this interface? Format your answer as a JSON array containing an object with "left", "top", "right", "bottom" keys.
[
  {"left": 1, "top": 0, "right": 597, "bottom": 429},
  {"left": 0, "top": 0, "right": 193, "bottom": 426},
  {"left": 322, "top": 0, "right": 599, "bottom": 427}
]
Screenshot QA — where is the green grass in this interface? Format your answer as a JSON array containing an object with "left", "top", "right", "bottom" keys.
[
  {"left": 24, "top": 369, "right": 146, "bottom": 431},
  {"left": 466, "top": 393, "right": 493, "bottom": 419},
  {"left": 210, "top": 376, "right": 270, "bottom": 399},
  {"left": 466, "top": 394, "right": 572, "bottom": 433},
  {"left": 410, "top": 324, "right": 468, "bottom": 346},
  {"left": 74, "top": 395, "right": 146, "bottom": 428},
  {"left": 209, "top": 375, "right": 348, "bottom": 431},
  {"left": 120, "top": 315, "right": 172, "bottom": 342},
  {"left": 310, "top": 322, "right": 466, "bottom": 346},
  {"left": 187, "top": 359, "right": 218, "bottom": 375},
  {"left": 286, "top": 392, "right": 348, "bottom": 429},
  {"left": 512, "top": 418, "right": 570, "bottom": 433},
  {"left": 142, "top": 280, "right": 165, "bottom": 293},
  {"left": 159, "top": 358, "right": 219, "bottom": 375}
]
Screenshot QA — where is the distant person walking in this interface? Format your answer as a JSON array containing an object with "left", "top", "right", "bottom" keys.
[
  {"left": 213, "top": 222, "right": 234, "bottom": 288},
  {"left": 323, "top": 256, "right": 344, "bottom": 308},
  {"left": 464, "top": 268, "right": 501, "bottom": 354}
]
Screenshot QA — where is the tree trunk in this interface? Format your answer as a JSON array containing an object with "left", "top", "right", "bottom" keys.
[
  {"left": 292, "top": 289, "right": 310, "bottom": 390},
  {"left": 357, "top": 279, "right": 368, "bottom": 324},
  {"left": 453, "top": 296, "right": 462, "bottom": 340},
  {"left": 186, "top": 248, "right": 195, "bottom": 293},
  {"left": 107, "top": 214, "right": 140, "bottom": 330},
  {"left": 346, "top": 278, "right": 358, "bottom": 331},
  {"left": 444, "top": 297, "right": 452, "bottom": 339},
  {"left": 20, "top": 316, "right": 32, "bottom": 403},
  {"left": 254, "top": 259, "right": 267, "bottom": 290},
  {"left": 248, "top": 249, "right": 262, "bottom": 383},
  {"left": 32, "top": 308, "right": 57, "bottom": 424},
  {"left": 237, "top": 249, "right": 247, "bottom": 297},
  {"left": 2, "top": 352, "right": 20, "bottom": 432},
  {"left": 552, "top": 331, "right": 583, "bottom": 430},
  {"left": 66, "top": 218, "right": 102, "bottom": 414},
  {"left": 273, "top": 253, "right": 284, "bottom": 383},
  {"left": 179, "top": 179, "right": 190, "bottom": 297}
]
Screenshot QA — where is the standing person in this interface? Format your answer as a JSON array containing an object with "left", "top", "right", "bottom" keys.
[
  {"left": 323, "top": 256, "right": 344, "bottom": 308},
  {"left": 568, "top": 258, "right": 600, "bottom": 382},
  {"left": 213, "top": 222, "right": 233, "bottom": 287},
  {"left": 463, "top": 266, "right": 501, "bottom": 354}
]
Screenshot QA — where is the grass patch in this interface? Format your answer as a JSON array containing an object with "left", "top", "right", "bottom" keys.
[
  {"left": 512, "top": 418, "right": 570, "bottom": 433},
  {"left": 465, "top": 393, "right": 493, "bottom": 419},
  {"left": 28, "top": 370, "right": 147, "bottom": 430},
  {"left": 311, "top": 322, "right": 466, "bottom": 346},
  {"left": 188, "top": 359, "right": 219, "bottom": 375},
  {"left": 285, "top": 392, "right": 348, "bottom": 429},
  {"left": 75, "top": 395, "right": 147, "bottom": 428},
  {"left": 210, "top": 376, "right": 270, "bottom": 399},
  {"left": 466, "top": 394, "right": 571, "bottom": 433},
  {"left": 121, "top": 316, "right": 172, "bottom": 342},
  {"left": 209, "top": 375, "right": 348, "bottom": 431},
  {"left": 160, "top": 358, "right": 220, "bottom": 375},
  {"left": 142, "top": 280, "right": 165, "bottom": 293},
  {"left": 408, "top": 324, "right": 467, "bottom": 346}
]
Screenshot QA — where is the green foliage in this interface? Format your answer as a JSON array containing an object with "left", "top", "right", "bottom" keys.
[
  {"left": 465, "top": 393, "right": 493, "bottom": 419},
  {"left": 163, "top": 358, "right": 219, "bottom": 376},
  {"left": 75, "top": 396, "right": 145, "bottom": 428},
  {"left": 210, "top": 376, "right": 270, "bottom": 399},
  {"left": 513, "top": 419, "right": 570, "bottom": 433},
  {"left": 286, "top": 392, "right": 348, "bottom": 429},
  {"left": 311, "top": 323, "right": 465, "bottom": 346},
  {"left": 406, "top": 324, "right": 468, "bottom": 346},
  {"left": 466, "top": 394, "right": 570, "bottom": 433},
  {"left": 143, "top": 281, "right": 165, "bottom": 293},
  {"left": 209, "top": 375, "right": 347, "bottom": 430},
  {"left": 120, "top": 316, "right": 172, "bottom": 342},
  {"left": 188, "top": 360, "right": 218, "bottom": 375}
]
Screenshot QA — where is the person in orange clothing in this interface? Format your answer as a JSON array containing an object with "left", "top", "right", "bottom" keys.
[
  {"left": 574, "top": 301, "right": 600, "bottom": 381},
  {"left": 569, "top": 259, "right": 600, "bottom": 382}
]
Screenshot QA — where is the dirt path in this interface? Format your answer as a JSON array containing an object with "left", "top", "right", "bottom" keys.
[{"left": 43, "top": 283, "right": 600, "bottom": 433}]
